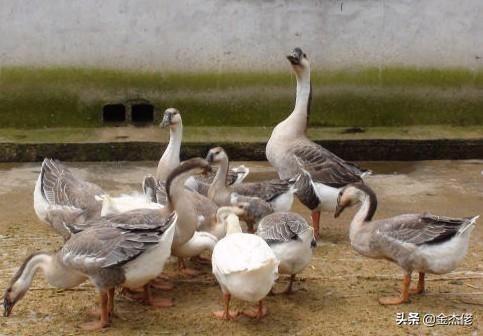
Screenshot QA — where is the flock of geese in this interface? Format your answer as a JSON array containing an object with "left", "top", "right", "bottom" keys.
[{"left": 3, "top": 48, "right": 479, "bottom": 330}]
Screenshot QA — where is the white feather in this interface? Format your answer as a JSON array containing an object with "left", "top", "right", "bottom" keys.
[{"left": 212, "top": 232, "right": 279, "bottom": 303}]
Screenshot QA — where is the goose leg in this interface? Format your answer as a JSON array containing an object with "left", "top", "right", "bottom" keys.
[
  {"left": 150, "top": 277, "right": 175, "bottom": 290},
  {"left": 243, "top": 300, "right": 268, "bottom": 320},
  {"left": 80, "top": 292, "right": 110, "bottom": 331},
  {"left": 143, "top": 284, "right": 174, "bottom": 309},
  {"left": 178, "top": 257, "right": 200, "bottom": 277},
  {"left": 107, "top": 288, "right": 115, "bottom": 322},
  {"left": 271, "top": 274, "right": 296, "bottom": 295},
  {"left": 89, "top": 288, "right": 116, "bottom": 321},
  {"left": 213, "top": 293, "right": 238, "bottom": 320},
  {"left": 311, "top": 210, "right": 321, "bottom": 240},
  {"left": 379, "top": 274, "right": 411, "bottom": 305},
  {"left": 410, "top": 272, "right": 425, "bottom": 294}
]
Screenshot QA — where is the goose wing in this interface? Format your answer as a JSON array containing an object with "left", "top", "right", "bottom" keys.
[
  {"left": 62, "top": 213, "right": 176, "bottom": 271},
  {"left": 67, "top": 209, "right": 174, "bottom": 234},
  {"left": 291, "top": 142, "right": 365, "bottom": 188},
  {"left": 257, "top": 212, "right": 311, "bottom": 244},
  {"left": 376, "top": 213, "right": 474, "bottom": 246},
  {"left": 41, "top": 158, "right": 104, "bottom": 215},
  {"left": 142, "top": 175, "right": 167, "bottom": 206},
  {"left": 232, "top": 178, "right": 294, "bottom": 202},
  {"left": 62, "top": 227, "right": 160, "bottom": 272}
]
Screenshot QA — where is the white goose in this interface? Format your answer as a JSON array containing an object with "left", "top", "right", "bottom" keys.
[
  {"left": 256, "top": 212, "right": 316, "bottom": 294},
  {"left": 266, "top": 48, "right": 369, "bottom": 239},
  {"left": 335, "top": 182, "right": 478, "bottom": 304},
  {"left": 212, "top": 210, "right": 279, "bottom": 320},
  {"left": 3, "top": 212, "right": 177, "bottom": 330}
]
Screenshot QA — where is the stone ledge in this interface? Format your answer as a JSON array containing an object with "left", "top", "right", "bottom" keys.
[{"left": 0, "top": 139, "right": 482, "bottom": 162}]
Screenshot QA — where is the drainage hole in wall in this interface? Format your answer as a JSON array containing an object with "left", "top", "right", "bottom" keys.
[
  {"left": 132, "top": 104, "right": 154, "bottom": 124},
  {"left": 103, "top": 104, "right": 126, "bottom": 123}
]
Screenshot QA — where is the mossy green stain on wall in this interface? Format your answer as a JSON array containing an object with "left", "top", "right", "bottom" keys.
[{"left": 1, "top": 66, "right": 483, "bottom": 128}]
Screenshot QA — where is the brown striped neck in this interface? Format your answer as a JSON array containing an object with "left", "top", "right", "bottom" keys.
[{"left": 355, "top": 183, "right": 378, "bottom": 221}]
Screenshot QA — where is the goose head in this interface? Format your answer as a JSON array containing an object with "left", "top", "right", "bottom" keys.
[
  {"left": 335, "top": 183, "right": 377, "bottom": 218},
  {"left": 160, "top": 108, "right": 182, "bottom": 128},
  {"left": 287, "top": 47, "right": 310, "bottom": 76},
  {"left": 205, "top": 147, "right": 228, "bottom": 164},
  {"left": 334, "top": 184, "right": 363, "bottom": 218},
  {"left": 3, "top": 287, "right": 18, "bottom": 317},
  {"left": 166, "top": 158, "right": 212, "bottom": 202},
  {"left": 216, "top": 206, "right": 245, "bottom": 235}
]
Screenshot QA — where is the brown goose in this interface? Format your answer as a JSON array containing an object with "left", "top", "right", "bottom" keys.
[
  {"left": 265, "top": 48, "right": 369, "bottom": 240},
  {"left": 34, "top": 158, "right": 105, "bottom": 240},
  {"left": 335, "top": 182, "right": 478, "bottom": 305},
  {"left": 3, "top": 212, "right": 177, "bottom": 330},
  {"left": 206, "top": 147, "right": 297, "bottom": 212}
]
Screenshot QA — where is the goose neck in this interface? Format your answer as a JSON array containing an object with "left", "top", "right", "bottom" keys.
[
  {"left": 349, "top": 191, "right": 377, "bottom": 242},
  {"left": 279, "top": 69, "right": 311, "bottom": 137},
  {"left": 157, "top": 122, "right": 183, "bottom": 181},
  {"left": 208, "top": 156, "right": 229, "bottom": 198},
  {"left": 11, "top": 253, "right": 53, "bottom": 295},
  {"left": 225, "top": 214, "right": 242, "bottom": 235}
]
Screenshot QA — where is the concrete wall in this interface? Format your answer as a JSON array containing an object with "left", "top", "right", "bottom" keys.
[{"left": 1, "top": 0, "right": 482, "bottom": 71}]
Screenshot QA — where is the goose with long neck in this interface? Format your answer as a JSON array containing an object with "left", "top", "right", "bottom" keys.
[
  {"left": 206, "top": 147, "right": 296, "bottom": 213},
  {"left": 335, "top": 182, "right": 478, "bottom": 305},
  {"left": 266, "top": 48, "right": 369, "bottom": 240},
  {"left": 3, "top": 212, "right": 177, "bottom": 330}
]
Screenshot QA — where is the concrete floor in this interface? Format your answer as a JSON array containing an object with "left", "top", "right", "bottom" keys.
[{"left": 0, "top": 160, "right": 482, "bottom": 335}]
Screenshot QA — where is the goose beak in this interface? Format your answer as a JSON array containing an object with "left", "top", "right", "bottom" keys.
[
  {"left": 160, "top": 114, "right": 171, "bottom": 128},
  {"left": 287, "top": 48, "right": 302, "bottom": 65},
  {"left": 334, "top": 204, "right": 345, "bottom": 218},
  {"left": 3, "top": 297, "right": 13, "bottom": 317},
  {"left": 205, "top": 152, "right": 214, "bottom": 163}
]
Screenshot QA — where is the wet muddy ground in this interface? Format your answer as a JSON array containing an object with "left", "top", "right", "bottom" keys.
[{"left": 0, "top": 160, "right": 482, "bottom": 335}]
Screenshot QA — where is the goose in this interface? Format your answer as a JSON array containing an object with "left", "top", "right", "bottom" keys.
[
  {"left": 335, "top": 182, "right": 479, "bottom": 305},
  {"left": 211, "top": 209, "right": 279, "bottom": 320},
  {"left": 206, "top": 147, "right": 297, "bottom": 212},
  {"left": 3, "top": 212, "right": 177, "bottom": 330},
  {"left": 157, "top": 107, "right": 250, "bottom": 187},
  {"left": 256, "top": 212, "right": 316, "bottom": 294},
  {"left": 34, "top": 158, "right": 105, "bottom": 240},
  {"left": 230, "top": 193, "right": 274, "bottom": 232},
  {"left": 265, "top": 48, "right": 369, "bottom": 240}
]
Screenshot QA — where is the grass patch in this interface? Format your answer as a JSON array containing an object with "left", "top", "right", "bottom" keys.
[{"left": 1, "top": 66, "right": 483, "bottom": 128}]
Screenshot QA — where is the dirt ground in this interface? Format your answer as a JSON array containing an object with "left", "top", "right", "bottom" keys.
[{"left": 0, "top": 160, "right": 482, "bottom": 336}]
